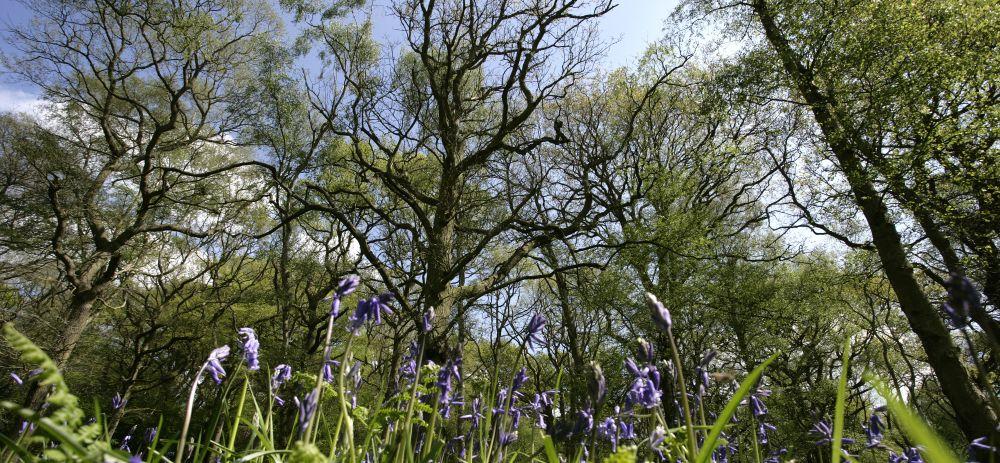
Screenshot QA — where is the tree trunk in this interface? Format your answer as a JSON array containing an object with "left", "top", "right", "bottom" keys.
[{"left": 751, "top": 0, "right": 997, "bottom": 440}]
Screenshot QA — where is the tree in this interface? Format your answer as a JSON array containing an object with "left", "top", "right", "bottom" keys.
[{"left": 1, "top": 0, "right": 278, "bottom": 367}]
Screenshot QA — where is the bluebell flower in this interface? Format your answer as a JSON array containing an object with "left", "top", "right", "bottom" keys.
[
  {"left": 350, "top": 293, "right": 395, "bottom": 332},
  {"left": 120, "top": 425, "right": 137, "bottom": 452},
  {"left": 460, "top": 397, "right": 484, "bottom": 429},
  {"left": 695, "top": 351, "right": 715, "bottom": 398},
  {"left": 637, "top": 338, "right": 655, "bottom": 363},
  {"left": 573, "top": 409, "right": 593, "bottom": 436},
  {"left": 763, "top": 448, "right": 786, "bottom": 463},
  {"left": 649, "top": 425, "right": 667, "bottom": 460},
  {"left": 512, "top": 367, "right": 529, "bottom": 392},
  {"left": 271, "top": 364, "right": 292, "bottom": 390},
  {"left": 758, "top": 422, "right": 776, "bottom": 445},
  {"left": 295, "top": 389, "right": 319, "bottom": 433},
  {"left": 969, "top": 436, "right": 997, "bottom": 459},
  {"left": 10, "top": 372, "right": 22, "bottom": 385},
  {"left": 499, "top": 431, "right": 518, "bottom": 446},
  {"left": 624, "top": 357, "right": 661, "bottom": 409},
  {"left": 645, "top": 292, "right": 671, "bottom": 332},
  {"left": 112, "top": 392, "right": 126, "bottom": 410},
  {"left": 943, "top": 273, "right": 981, "bottom": 328},
  {"left": 529, "top": 392, "right": 553, "bottom": 429},
  {"left": 129, "top": 455, "right": 142, "bottom": 463},
  {"left": 399, "top": 341, "right": 418, "bottom": 382},
  {"left": 331, "top": 275, "right": 360, "bottom": 317},
  {"left": 526, "top": 313, "right": 546, "bottom": 348},
  {"left": 864, "top": 413, "right": 884, "bottom": 448},
  {"left": 321, "top": 359, "right": 339, "bottom": 383},
  {"left": 204, "top": 345, "right": 230, "bottom": 385},
  {"left": 598, "top": 417, "right": 618, "bottom": 451},
  {"left": 811, "top": 419, "right": 855, "bottom": 446},
  {"left": 144, "top": 427, "right": 157, "bottom": 444},
  {"left": 237, "top": 328, "right": 260, "bottom": 371}
]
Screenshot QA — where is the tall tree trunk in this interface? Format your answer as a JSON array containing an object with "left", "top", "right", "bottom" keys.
[
  {"left": 751, "top": 0, "right": 997, "bottom": 440},
  {"left": 56, "top": 291, "right": 100, "bottom": 367}
]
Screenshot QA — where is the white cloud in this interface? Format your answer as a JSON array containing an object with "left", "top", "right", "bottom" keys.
[{"left": 0, "top": 86, "right": 44, "bottom": 115}]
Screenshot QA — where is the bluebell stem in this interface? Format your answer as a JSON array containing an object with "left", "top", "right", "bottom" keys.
[
  {"left": 645, "top": 292, "right": 671, "bottom": 332},
  {"left": 178, "top": 344, "right": 230, "bottom": 461},
  {"left": 295, "top": 389, "right": 319, "bottom": 434},
  {"left": 526, "top": 313, "right": 546, "bottom": 348},
  {"left": 943, "top": 273, "right": 981, "bottom": 328},
  {"left": 112, "top": 392, "right": 126, "bottom": 410},
  {"left": 237, "top": 328, "right": 260, "bottom": 371},
  {"left": 588, "top": 361, "right": 607, "bottom": 406},
  {"left": 10, "top": 372, "right": 22, "bottom": 385}
]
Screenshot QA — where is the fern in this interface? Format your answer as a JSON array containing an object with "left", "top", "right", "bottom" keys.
[{"left": 1, "top": 323, "right": 112, "bottom": 461}]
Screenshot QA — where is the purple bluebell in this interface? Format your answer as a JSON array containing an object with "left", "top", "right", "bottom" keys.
[
  {"left": 271, "top": 364, "right": 292, "bottom": 390},
  {"left": 350, "top": 293, "right": 395, "bottom": 332},
  {"left": 237, "top": 328, "right": 260, "bottom": 371},
  {"left": 750, "top": 395, "right": 767, "bottom": 419},
  {"left": 144, "top": 427, "right": 157, "bottom": 444},
  {"left": 112, "top": 392, "right": 126, "bottom": 410},
  {"left": 129, "top": 455, "right": 142, "bottom": 463},
  {"left": 512, "top": 367, "right": 529, "bottom": 392},
  {"left": 649, "top": 425, "right": 667, "bottom": 460},
  {"left": 399, "top": 341, "right": 418, "bottom": 382},
  {"left": 526, "top": 313, "right": 546, "bottom": 348},
  {"left": 321, "top": 359, "right": 340, "bottom": 383},
  {"left": 598, "top": 417, "right": 618, "bottom": 451},
  {"left": 811, "top": 419, "right": 855, "bottom": 446},
  {"left": 943, "top": 273, "right": 981, "bottom": 328},
  {"left": 969, "top": 436, "right": 997, "bottom": 458},
  {"left": 295, "top": 389, "right": 319, "bottom": 433},
  {"left": 529, "top": 392, "right": 552, "bottom": 429},
  {"left": 346, "top": 360, "right": 363, "bottom": 408},
  {"left": 758, "top": 422, "right": 776, "bottom": 445},
  {"left": 763, "top": 448, "right": 786, "bottom": 463},
  {"left": 120, "top": 425, "right": 137, "bottom": 452},
  {"left": 696, "top": 350, "right": 715, "bottom": 398},
  {"left": 331, "top": 275, "right": 360, "bottom": 317},
  {"left": 204, "top": 345, "right": 230, "bottom": 385},
  {"left": 645, "top": 292, "right": 671, "bottom": 332},
  {"left": 10, "top": 372, "right": 22, "bottom": 385},
  {"left": 28, "top": 368, "right": 42, "bottom": 378},
  {"left": 624, "top": 357, "right": 661, "bottom": 409},
  {"left": 460, "top": 397, "right": 484, "bottom": 429},
  {"left": 864, "top": 413, "right": 884, "bottom": 448},
  {"left": 499, "top": 431, "right": 518, "bottom": 446},
  {"left": 637, "top": 338, "right": 655, "bottom": 363}
]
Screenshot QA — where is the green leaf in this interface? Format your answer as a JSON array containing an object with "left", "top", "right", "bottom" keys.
[
  {"left": 868, "top": 376, "right": 961, "bottom": 463},
  {"left": 542, "top": 435, "right": 560, "bottom": 463},
  {"left": 603, "top": 445, "right": 637, "bottom": 463},
  {"left": 695, "top": 353, "right": 779, "bottom": 463}
]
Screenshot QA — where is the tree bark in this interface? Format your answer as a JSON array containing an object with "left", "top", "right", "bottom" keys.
[{"left": 751, "top": 0, "right": 997, "bottom": 440}]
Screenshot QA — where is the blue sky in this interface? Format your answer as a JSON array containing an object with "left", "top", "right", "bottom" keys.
[{"left": 0, "top": 0, "right": 675, "bottom": 112}]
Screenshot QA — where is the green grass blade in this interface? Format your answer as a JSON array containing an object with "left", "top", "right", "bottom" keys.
[
  {"left": 0, "top": 432, "right": 36, "bottom": 463},
  {"left": 695, "top": 353, "right": 779, "bottom": 463},
  {"left": 868, "top": 376, "right": 960, "bottom": 463},
  {"left": 832, "top": 337, "right": 851, "bottom": 463},
  {"left": 542, "top": 435, "right": 560, "bottom": 463}
]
